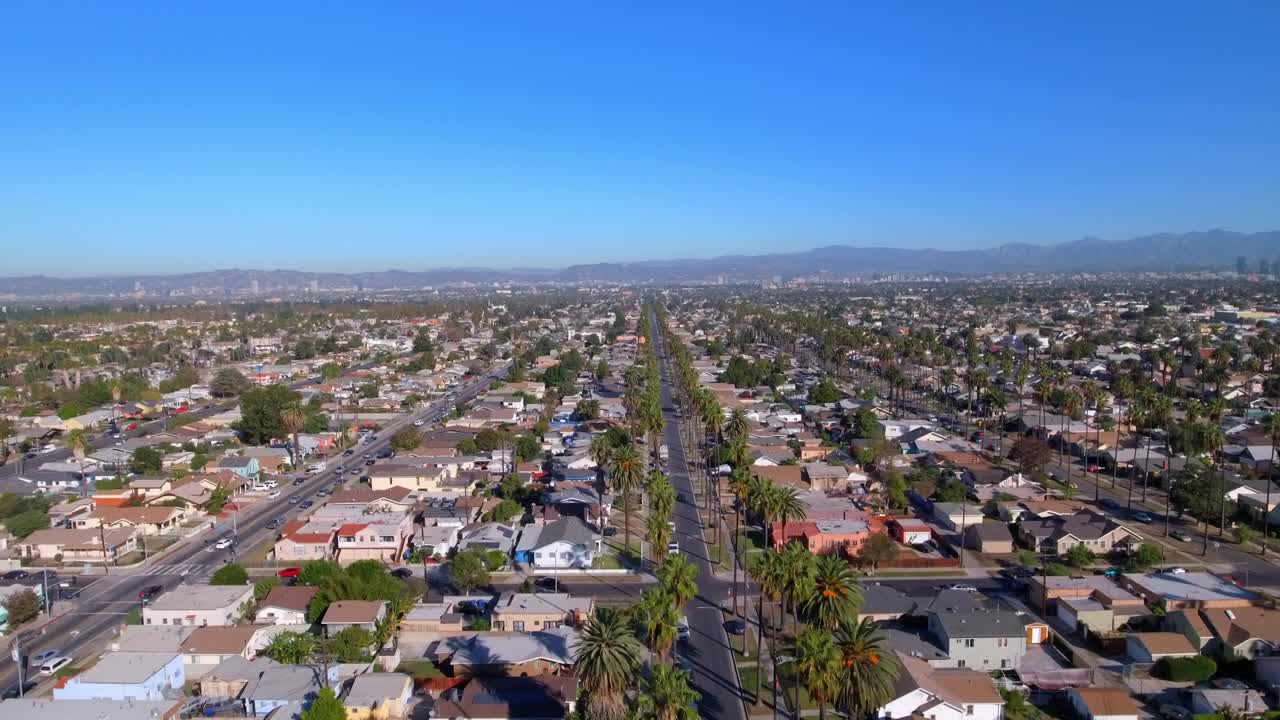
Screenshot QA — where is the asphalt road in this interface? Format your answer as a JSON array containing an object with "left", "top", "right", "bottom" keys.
[
  {"left": 652, "top": 313, "right": 748, "bottom": 720},
  {"left": 0, "top": 366, "right": 504, "bottom": 696}
]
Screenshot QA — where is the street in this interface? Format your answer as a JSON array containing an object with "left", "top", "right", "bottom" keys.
[
  {"left": 652, "top": 312, "right": 748, "bottom": 720},
  {"left": 1, "top": 366, "right": 504, "bottom": 696}
]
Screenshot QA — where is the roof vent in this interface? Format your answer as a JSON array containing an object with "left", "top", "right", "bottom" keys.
[{"left": 1226, "top": 610, "right": 1237, "bottom": 620}]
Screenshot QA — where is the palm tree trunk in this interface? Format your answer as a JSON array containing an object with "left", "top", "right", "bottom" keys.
[
  {"left": 1265, "top": 438, "right": 1276, "bottom": 557},
  {"left": 755, "top": 591, "right": 765, "bottom": 700},
  {"left": 1142, "top": 428, "right": 1152, "bottom": 503},
  {"left": 732, "top": 506, "right": 740, "bottom": 617}
]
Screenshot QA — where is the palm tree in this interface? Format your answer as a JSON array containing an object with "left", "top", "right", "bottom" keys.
[
  {"left": 68, "top": 429, "right": 89, "bottom": 497},
  {"left": 261, "top": 631, "right": 317, "bottom": 664},
  {"left": 780, "top": 542, "right": 816, "bottom": 680},
  {"left": 725, "top": 408, "right": 751, "bottom": 443},
  {"left": 280, "top": 403, "right": 307, "bottom": 470},
  {"left": 727, "top": 467, "right": 753, "bottom": 617},
  {"left": 1265, "top": 413, "right": 1280, "bottom": 556},
  {"left": 803, "top": 554, "right": 863, "bottom": 631},
  {"left": 610, "top": 442, "right": 645, "bottom": 561},
  {"left": 834, "top": 617, "right": 900, "bottom": 718},
  {"left": 656, "top": 553, "right": 698, "bottom": 608},
  {"left": 772, "top": 485, "right": 808, "bottom": 552},
  {"left": 647, "top": 512, "right": 672, "bottom": 564},
  {"left": 750, "top": 550, "right": 787, "bottom": 698},
  {"left": 638, "top": 588, "right": 680, "bottom": 661},
  {"left": 590, "top": 435, "right": 614, "bottom": 537},
  {"left": 638, "top": 664, "right": 701, "bottom": 720},
  {"left": 791, "top": 628, "right": 841, "bottom": 720},
  {"left": 1063, "top": 390, "right": 1083, "bottom": 491},
  {"left": 574, "top": 608, "right": 644, "bottom": 720}
]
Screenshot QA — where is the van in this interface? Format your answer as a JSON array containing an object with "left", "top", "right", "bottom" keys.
[{"left": 39, "top": 656, "right": 73, "bottom": 675}]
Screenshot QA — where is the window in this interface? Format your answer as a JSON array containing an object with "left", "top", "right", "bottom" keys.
[
  {"left": 966, "top": 706, "right": 974, "bottom": 715},
  {"left": 513, "top": 621, "right": 525, "bottom": 631},
  {"left": 964, "top": 638, "right": 975, "bottom": 648},
  {"left": 957, "top": 659, "right": 966, "bottom": 668},
  {"left": 1001, "top": 659, "right": 1009, "bottom": 668}
]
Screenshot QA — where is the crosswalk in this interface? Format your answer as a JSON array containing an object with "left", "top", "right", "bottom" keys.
[{"left": 137, "top": 562, "right": 217, "bottom": 582}]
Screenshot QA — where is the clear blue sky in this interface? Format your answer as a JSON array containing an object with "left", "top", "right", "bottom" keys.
[{"left": 2, "top": 1, "right": 1278, "bottom": 275}]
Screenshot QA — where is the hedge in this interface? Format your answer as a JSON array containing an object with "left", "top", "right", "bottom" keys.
[{"left": 1157, "top": 655, "right": 1216, "bottom": 682}]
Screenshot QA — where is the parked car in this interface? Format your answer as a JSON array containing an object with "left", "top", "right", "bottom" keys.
[
  {"left": 343, "top": 449, "right": 355, "bottom": 456},
  {"left": 277, "top": 567, "right": 302, "bottom": 578},
  {"left": 1164, "top": 567, "right": 1188, "bottom": 574},
  {"left": 1161, "top": 705, "right": 1193, "bottom": 720},
  {"left": 2, "top": 570, "right": 30, "bottom": 580},
  {"left": 948, "top": 584, "right": 979, "bottom": 592},
  {"left": 267, "top": 491, "right": 282, "bottom": 499},
  {"left": 390, "top": 567, "right": 413, "bottom": 579},
  {"left": 677, "top": 615, "right": 690, "bottom": 640},
  {"left": 532, "top": 576, "right": 559, "bottom": 592},
  {"left": 725, "top": 619, "right": 747, "bottom": 635},
  {"left": 1171, "top": 530, "right": 1194, "bottom": 542},
  {"left": 293, "top": 477, "right": 306, "bottom": 485},
  {"left": 668, "top": 541, "right": 680, "bottom": 555}
]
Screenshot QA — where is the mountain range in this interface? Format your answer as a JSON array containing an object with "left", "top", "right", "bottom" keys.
[{"left": 1, "top": 229, "right": 1276, "bottom": 298}]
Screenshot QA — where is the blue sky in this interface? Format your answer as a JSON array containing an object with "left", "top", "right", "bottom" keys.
[{"left": 2, "top": 2, "right": 1278, "bottom": 275}]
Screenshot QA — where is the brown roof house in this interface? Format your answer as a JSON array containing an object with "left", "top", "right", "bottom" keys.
[
  {"left": 321, "top": 600, "right": 387, "bottom": 637},
  {"left": 1067, "top": 687, "right": 1139, "bottom": 720},
  {"left": 431, "top": 676, "right": 577, "bottom": 720},
  {"left": 1125, "top": 632, "right": 1199, "bottom": 663},
  {"left": 963, "top": 522, "right": 1014, "bottom": 553},
  {"left": 254, "top": 586, "right": 320, "bottom": 625},
  {"left": 74, "top": 506, "right": 185, "bottom": 535},
  {"left": 1169, "top": 606, "right": 1280, "bottom": 658}
]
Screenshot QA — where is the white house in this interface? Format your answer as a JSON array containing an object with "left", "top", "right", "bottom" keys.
[
  {"left": 879, "top": 652, "right": 1003, "bottom": 720},
  {"left": 515, "top": 517, "right": 599, "bottom": 569}
]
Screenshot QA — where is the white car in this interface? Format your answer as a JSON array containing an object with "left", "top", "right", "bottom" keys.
[
  {"left": 948, "top": 584, "right": 979, "bottom": 592},
  {"left": 267, "top": 491, "right": 281, "bottom": 499},
  {"left": 667, "top": 542, "right": 679, "bottom": 555},
  {"left": 214, "top": 538, "right": 233, "bottom": 550},
  {"left": 39, "top": 444, "right": 57, "bottom": 454},
  {"left": 413, "top": 420, "right": 425, "bottom": 426},
  {"left": 1166, "top": 567, "right": 1188, "bottom": 574}
]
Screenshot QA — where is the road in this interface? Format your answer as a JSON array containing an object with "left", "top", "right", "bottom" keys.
[
  {"left": 651, "top": 311, "right": 748, "bottom": 720},
  {"left": 1, "top": 365, "right": 505, "bottom": 696}
]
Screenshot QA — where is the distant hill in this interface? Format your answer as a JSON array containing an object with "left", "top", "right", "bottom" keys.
[{"left": 1, "top": 229, "right": 1276, "bottom": 297}]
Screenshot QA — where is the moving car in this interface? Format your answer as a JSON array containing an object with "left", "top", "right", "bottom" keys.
[
  {"left": 1171, "top": 530, "right": 1194, "bottom": 542},
  {"left": 267, "top": 491, "right": 281, "bottom": 499},
  {"left": 677, "top": 615, "right": 690, "bottom": 640},
  {"left": 667, "top": 541, "right": 679, "bottom": 555},
  {"left": 948, "top": 584, "right": 979, "bottom": 592},
  {"left": 214, "top": 538, "right": 233, "bottom": 550},
  {"left": 139, "top": 584, "right": 163, "bottom": 603},
  {"left": 1132, "top": 511, "right": 1153, "bottom": 523},
  {"left": 532, "top": 576, "right": 558, "bottom": 592},
  {"left": 299, "top": 500, "right": 314, "bottom": 509},
  {"left": 38, "top": 656, "right": 73, "bottom": 676},
  {"left": 2, "top": 570, "right": 30, "bottom": 580},
  {"left": 30, "top": 649, "right": 62, "bottom": 666},
  {"left": 725, "top": 619, "right": 747, "bottom": 635}
]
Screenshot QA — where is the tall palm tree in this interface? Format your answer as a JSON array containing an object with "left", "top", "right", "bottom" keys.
[
  {"left": 610, "top": 442, "right": 645, "bottom": 561},
  {"left": 638, "top": 663, "right": 701, "bottom": 720},
  {"left": 1063, "top": 390, "right": 1083, "bottom": 491},
  {"left": 638, "top": 588, "right": 680, "bottom": 661},
  {"left": 574, "top": 608, "right": 644, "bottom": 720},
  {"left": 590, "top": 435, "right": 614, "bottom": 537},
  {"left": 834, "top": 618, "right": 900, "bottom": 718},
  {"left": 750, "top": 550, "right": 787, "bottom": 698},
  {"left": 656, "top": 553, "right": 698, "bottom": 608},
  {"left": 791, "top": 628, "right": 841, "bottom": 720},
  {"left": 780, "top": 542, "right": 816, "bottom": 679},
  {"left": 771, "top": 485, "right": 808, "bottom": 551},
  {"left": 1265, "top": 413, "right": 1280, "bottom": 557},
  {"left": 280, "top": 403, "right": 307, "bottom": 470},
  {"left": 646, "top": 512, "right": 672, "bottom": 564},
  {"left": 985, "top": 387, "right": 1007, "bottom": 455},
  {"left": 725, "top": 408, "right": 751, "bottom": 443},
  {"left": 803, "top": 554, "right": 863, "bottom": 631},
  {"left": 727, "top": 467, "right": 754, "bottom": 617},
  {"left": 68, "top": 429, "right": 89, "bottom": 497}
]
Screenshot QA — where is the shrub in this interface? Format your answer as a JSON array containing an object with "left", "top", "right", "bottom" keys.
[{"left": 1157, "top": 655, "right": 1216, "bottom": 682}]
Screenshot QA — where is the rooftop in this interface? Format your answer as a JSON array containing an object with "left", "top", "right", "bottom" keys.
[
  {"left": 72, "top": 651, "right": 179, "bottom": 684},
  {"left": 146, "top": 584, "right": 252, "bottom": 611}
]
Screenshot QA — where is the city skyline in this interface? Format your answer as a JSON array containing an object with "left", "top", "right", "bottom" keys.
[{"left": 3, "top": 3, "right": 1279, "bottom": 274}]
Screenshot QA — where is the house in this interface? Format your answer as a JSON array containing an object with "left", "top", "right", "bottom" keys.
[
  {"left": 75, "top": 506, "right": 184, "bottom": 535},
  {"left": 111, "top": 625, "right": 196, "bottom": 654},
  {"left": 53, "top": 651, "right": 185, "bottom": 701},
  {"left": 1067, "top": 687, "right": 1139, "bottom": 720},
  {"left": 803, "top": 462, "right": 858, "bottom": 492},
  {"left": 770, "top": 519, "right": 876, "bottom": 555},
  {"left": 514, "top": 517, "right": 598, "bottom": 569},
  {"left": 931, "top": 503, "right": 985, "bottom": 532},
  {"left": 1017, "top": 511, "right": 1139, "bottom": 556},
  {"left": 321, "top": 600, "right": 387, "bottom": 636},
  {"left": 879, "top": 651, "right": 1003, "bottom": 720},
  {"left": 213, "top": 455, "right": 260, "bottom": 480},
  {"left": 179, "top": 624, "right": 273, "bottom": 670},
  {"left": 341, "top": 673, "right": 414, "bottom": 720},
  {"left": 368, "top": 463, "right": 474, "bottom": 496},
  {"left": 0, "top": 699, "right": 182, "bottom": 720},
  {"left": 859, "top": 584, "right": 918, "bottom": 622},
  {"left": 274, "top": 520, "right": 337, "bottom": 563},
  {"left": 334, "top": 517, "right": 411, "bottom": 565},
  {"left": 438, "top": 627, "right": 579, "bottom": 677},
  {"left": 490, "top": 592, "right": 594, "bottom": 632},
  {"left": 1168, "top": 606, "right": 1280, "bottom": 658},
  {"left": 431, "top": 676, "right": 578, "bottom": 720},
  {"left": 1029, "top": 575, "right": 1145, "bottom": 628},
  {"left": 239, "top": 660, "right": 338, "bottom": 717},
  {"left": 18, "top": 524, "right": 140, "bottom": 563},
  {"left": 963, "top": 522, "right": 1014, "bottom": 553},
  {"left": 398, "top": 603, "right": 466, "bottom": 636},
  {"left": 143, "top": 585, "right": 254, "bottom": 627},
  {"left": 1125, "top": 632, "right": 1198, "bottom": 662},
  {"left": 926, "top": 609, "right": 1029, "bottom": 670},
  {"left": 888, "top": 518, "right": 933, "bottom": 546},
  {"left": 327, "top": 486, "right": 416, "bottom": 512},
  {"left": 1188, "top": 689, "right": 1268, "bottom": 716},
  {"left": 1119, "top": 571, "right": 1254, "bottom": 610},
  {"left": 455, "top": 523, "right": 519, "bottom": 556},
  {"left": 254, "top": 586, "right": 320, "bottom": 625}
]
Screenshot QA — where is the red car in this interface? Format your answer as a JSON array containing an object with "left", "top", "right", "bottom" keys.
[
  {"left": 277, "top": 567, "right": 301, "bottom": 578},
  {"left": 1086, "top": 464, "right": 1102, "bottom": 473},
  {"left": 125, "top": 423, "right": 138, "bottom": 431}
]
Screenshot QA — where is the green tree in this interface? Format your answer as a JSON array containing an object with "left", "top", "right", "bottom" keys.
[
  {"left": 1132, "top": 543, "right": 1163, "bottom": 570},
  {"left": 484, "top": 499, "right": 522, "bottom": 523},
  {"left": 300, "top": 687, "right": 346, "bottom": 720},
  {"left": 319, "top": 362, "right": 343, "bottom": 380},
  {"left": 792, "top": 628, "right": 842, "bottom": 720},
  {"left": 211, "top": 368, "right": 251, "bottom": 398},
  {"left": 237, "top": 384, "right": 301, "bottom": 445},
  {"left": 834, "top": 618, "right": 900, "bottom": 718},
  {"left": 595, "top": 359, "right": 609, "bottom": 381},
  {"left": 261, "top": 630, "right": 317, "bottom": 664},
  {"left": 298, "top": 559, "right": 343, "bottom": 587},
  {"left": 804, "top": 554, "right": 863, "bottom": 630},
  {"left": 636, "top": 664, "right": 701, "bottom": 720},
  {"left": 211, "top": 563, "right": 249, "bottom": 585},
  {"left": 448, "top": 548, "right": 491, "bottom": 593},
  {"left": 129, "top": 446, "right": 163, "bottom": 475},
  {"left": 856, "top": 532, "right": 899, "bottom": 571},
  {"left": 254, "top": 577, "right": 281, "bottom": 602},
  {"left": 574, "top": 608, "right": 644, "bottom": 720},
  {"left": 514, "top": 434, "right": 541, "bottom": 463},
  {"left": 2, "top": 588, "right": 40, "bottom": 626},
  {"left": 1065, "top": 543, "right": 1095, "bottom": 568},
  {"left": 807, "top": 377, "right": 842, "bottom": 404},
  {"left": 656, "top": 553, "right": 698, "bottom": 608},
  {"left": 389, "top": 427, "right": 421, "bottom": 451},
  {"left": 206, "top": 486, "right": 230, "bottom": 515},
  {"left": 6, "top": 509, "right": 50, "bottom": 539},
  {"left": 936, "top": 480, "right": 967, "bottom": 503},
  {"left": 330, "top": 626, "right": 374, "bottom": 662},
  {"left": 1233, "top": 524, "right": 1253, "bottom": 546}
]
